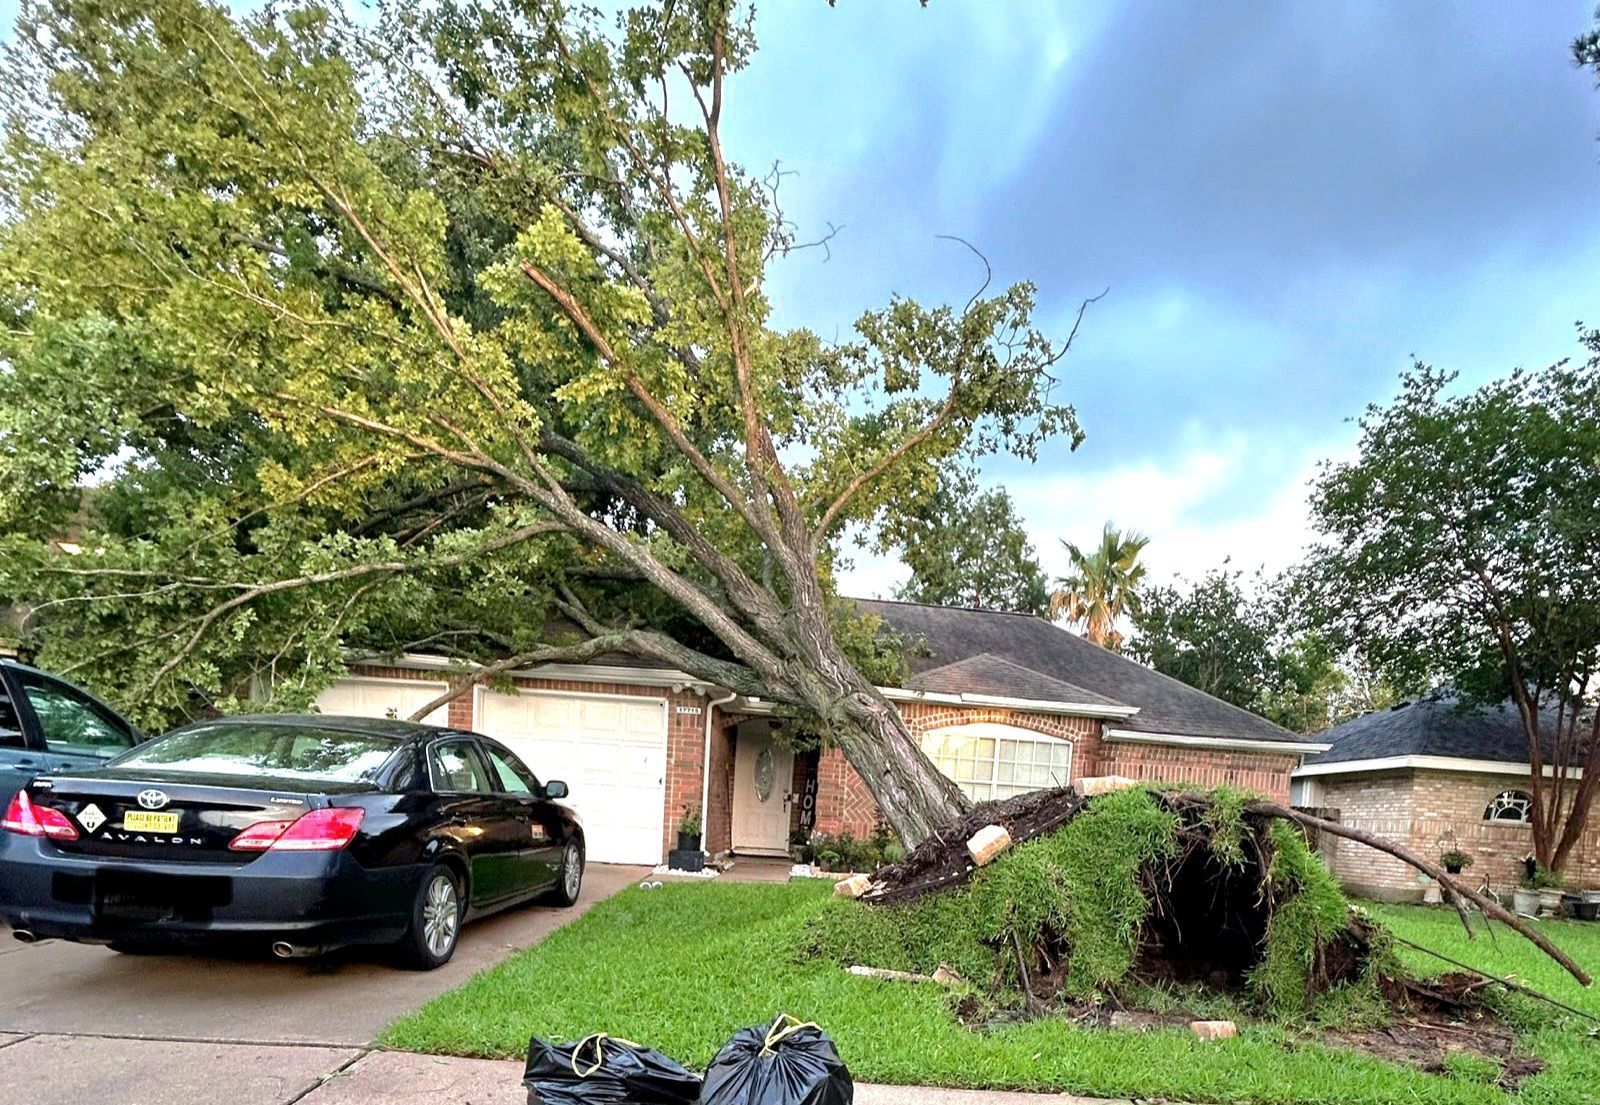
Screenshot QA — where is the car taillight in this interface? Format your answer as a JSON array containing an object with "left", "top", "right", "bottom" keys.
[
  {"left": 229, "top": 807, "right": 364, "bottom": 852},
  {"left": 2, "top": 791, "right": 79, "bottom": 841}
]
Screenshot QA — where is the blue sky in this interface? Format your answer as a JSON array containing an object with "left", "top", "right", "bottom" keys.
[
  {"left": 721, "top": 1, "right": 1600, "bottom": 595},
  {"left": 4, "top": 1, "right": 1598, "bottom": 595}
]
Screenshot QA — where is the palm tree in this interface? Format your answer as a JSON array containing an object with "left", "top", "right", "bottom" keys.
[{"left": 1049, "top": 522, "right": 1150, "bottom": 651}]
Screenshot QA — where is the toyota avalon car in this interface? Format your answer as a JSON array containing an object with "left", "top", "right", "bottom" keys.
[{"left": 0, "top": 715, "right": 584, "bottom": 968}]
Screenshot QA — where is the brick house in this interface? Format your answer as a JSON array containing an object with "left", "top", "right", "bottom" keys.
[
  {"left": 316, "top": 599, "right": 1327, "bottom": 866},
  {"left": 1293, "top": 694, "right": 1600, "bottom": 901}
]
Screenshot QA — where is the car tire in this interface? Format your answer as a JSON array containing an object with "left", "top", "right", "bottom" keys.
[
  {"left": 547, "top": 840, "right": 584, "bottom": 907},
  {"left": 398, "top": 864, "right": 463, "bottom": 970}
]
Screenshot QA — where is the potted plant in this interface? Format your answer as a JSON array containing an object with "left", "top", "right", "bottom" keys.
[
  {"left": 1530, "top": 864, "right": 1566, "bottom": 917},
  {"left": 677, "top": 806, "right": 702, "bottom": 854},
  {"left": 1512, "top": 859, "right": 1541, "bottom": 917},
  {"left": 1440, "top": 850, "right": 1472, "bottom": 876}
]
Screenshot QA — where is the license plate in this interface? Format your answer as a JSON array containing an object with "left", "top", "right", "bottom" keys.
[{"left": 123, "top": 811, "right": 180, "bottom": 833}]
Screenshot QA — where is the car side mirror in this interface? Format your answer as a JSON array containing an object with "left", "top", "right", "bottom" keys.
[{"left": 544, "top": 780, "right": 569, "bottom": 800}]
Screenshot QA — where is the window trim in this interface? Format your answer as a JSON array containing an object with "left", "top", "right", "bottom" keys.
[
  {"left": 1484, "top": 789, "right": 1534, "bottom": 825},
  {"left": 13, "top": 668, "right": 138, "bottom": 756},
  {"left": 920, "top": 722, "right": 1074, "bottom": 802},
  {"left": 426, "top": 736, "right": 496, "bottom": 795}
]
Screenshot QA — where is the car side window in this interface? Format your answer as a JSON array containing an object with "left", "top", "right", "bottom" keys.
[
  {"left": 0, "top": 683, "right": 23, "bottom": 749},
  {"left": 16, "top": 672, "right": 137, "bottom": 756},
  {"left": 482, "top": 744, "right": 540, "bottom": 796},
  {"left": 428, "top": 739, "right": 492, "bottom": 793}
]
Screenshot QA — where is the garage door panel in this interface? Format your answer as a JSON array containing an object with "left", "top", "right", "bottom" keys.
[
  {"left": 316, "top": 679, "right": 449, "bottom": 726},
  {"left": 477, "top": 689, "right": 667, "bottom": 865}
]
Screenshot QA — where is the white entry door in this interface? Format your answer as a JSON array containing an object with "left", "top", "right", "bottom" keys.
[
  {"left": 315, "top": 677, "right": 450, "bottom": 726},
  {"left": 476, "top": 689, "right": 667, "bottom": 865},
  {"left": 732, "top": 727, "right": 794, "bottom": 855}
]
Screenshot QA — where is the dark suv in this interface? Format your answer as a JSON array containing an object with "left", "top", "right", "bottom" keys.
[{"left": 0, "top": 660, "right": 142, "bottom": 800}]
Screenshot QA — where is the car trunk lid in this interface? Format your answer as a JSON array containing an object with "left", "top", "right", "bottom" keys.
[{"left": 28, "top": 773, "right": 328, "bottom": 862}]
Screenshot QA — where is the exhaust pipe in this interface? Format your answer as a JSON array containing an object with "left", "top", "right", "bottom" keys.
[
  {"left": 12, "top": 929, "right": 37, "bottom": 944},
  {"left": 271, "top": 941, "right": 328, "bottom": 959}
]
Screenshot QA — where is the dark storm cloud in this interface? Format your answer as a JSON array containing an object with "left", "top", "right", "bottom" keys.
[{"left": 979, "top": 2, "right": 1600, "bottom": 295}]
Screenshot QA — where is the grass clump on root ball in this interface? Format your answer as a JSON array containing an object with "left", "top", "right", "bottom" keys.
[{"left": 804, "top": 785, "right": 1373, "bottom": 1016}]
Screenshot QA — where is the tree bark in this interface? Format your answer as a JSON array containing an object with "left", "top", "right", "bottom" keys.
[{"left": 829, "top": 686, "right": 972, "bottom": 847}]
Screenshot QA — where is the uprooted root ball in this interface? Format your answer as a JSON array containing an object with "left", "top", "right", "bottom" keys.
[{"left": 802, "top": 786, "right": 1379, "bottom": 1014}]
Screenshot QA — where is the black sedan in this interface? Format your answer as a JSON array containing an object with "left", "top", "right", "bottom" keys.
[{"left": 0, "top": 715, "right": 585, "bottom": 968}]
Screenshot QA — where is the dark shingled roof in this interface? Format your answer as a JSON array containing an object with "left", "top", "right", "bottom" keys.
[
  {"left": 853, "top": 598, "right": 1313, "bottom": 746},
  {"left": 1308, "top": 695, "right": 1551, "bottom": 766},
  {"left": 907, "top": 652, "right": 1130, "bottom": 710}
]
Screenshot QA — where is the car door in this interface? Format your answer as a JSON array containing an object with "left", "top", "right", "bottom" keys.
[
  {"left": 426, "top": 737, "right": 526, "bottom": 910},
  {"left": 9, "top": 668, "right": 140, "bottom": 779},
  {"left": 0, "top": 670, "right": 40, "bottom": 801},
  {"left": 479, "top": 739, "right": 562, "bottom": 891}
]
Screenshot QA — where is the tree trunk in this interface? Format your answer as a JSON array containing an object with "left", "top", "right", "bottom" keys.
[{"left": 829, "top": 687, "right": 972, "bottom": 846}]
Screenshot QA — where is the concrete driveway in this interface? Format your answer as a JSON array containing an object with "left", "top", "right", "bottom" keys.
[{"left": 0, "top": 863, "right": 641, "bottom": 1045}]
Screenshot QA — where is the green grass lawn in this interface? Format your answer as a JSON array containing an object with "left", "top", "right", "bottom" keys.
[{"left": 382, "top": 881, "right": 1600, "bottom": 1105}]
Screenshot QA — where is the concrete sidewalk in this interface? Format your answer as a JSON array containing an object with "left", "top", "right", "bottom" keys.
[{"left": 0, "top": 1036, "right": 1135, "bottom": 1105}]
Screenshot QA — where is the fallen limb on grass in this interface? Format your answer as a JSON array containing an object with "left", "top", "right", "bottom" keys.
[
  {"left": 1248, "top": 800, "right": 1592, "bottom": 987},
  {"left": 1388, "top": 933, "right": 1600, "bottom": 1023},
  {"left": 847, "top": 964, "right": 964, "bottom": 986}
]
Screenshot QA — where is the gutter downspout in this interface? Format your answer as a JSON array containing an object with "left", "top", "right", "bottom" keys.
[{"left": 700, "top": 689, "right": 738, "bottom": 856}]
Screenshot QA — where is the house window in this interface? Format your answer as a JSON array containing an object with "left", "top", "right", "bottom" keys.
[
  {"left": 1484, "top": 790, "right": 1533, "bottom": 824},
  {"left": 920, "top": 723, "right": 1072, "bottom": 802}
]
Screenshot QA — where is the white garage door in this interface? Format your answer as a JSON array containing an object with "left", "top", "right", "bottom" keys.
[
  {"left": 315, "top": 677, "right": 450, "bottom": 726},
  {"left": 477, "top": 689, "right": 667, "bottom": 865}
]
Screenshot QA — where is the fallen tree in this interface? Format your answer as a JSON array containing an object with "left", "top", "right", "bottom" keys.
[{"left": 807, "top": 786, "right": 1590, "bottom": 1023}]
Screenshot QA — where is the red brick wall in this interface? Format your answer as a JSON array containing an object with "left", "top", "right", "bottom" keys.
[
  {"left": 705, "top": 709, "right": 744, "bottom": 855},
  {"left": 807, "top": 705, "right": 1300, "bottom": 841},
  {"left": 1095, "top": 742, "right": 1298, "bottom": 804}
]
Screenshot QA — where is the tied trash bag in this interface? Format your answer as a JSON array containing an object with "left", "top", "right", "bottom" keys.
[
  {"left": 698, "top": 1015, "right": 853, "bottom": 1105},
  {"left": 524, "top": 1032, "right": 702, "bottom": 1105}
]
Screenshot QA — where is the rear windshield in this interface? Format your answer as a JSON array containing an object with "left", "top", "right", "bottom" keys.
[{"left": 109, "top": 723, "right": 403, "bottom": 785}]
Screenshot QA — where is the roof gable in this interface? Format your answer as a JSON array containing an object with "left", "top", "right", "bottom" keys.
[
  {"left": 854, "top": 598, "right": 1311, "bottom": 746},
  {"left": 908, "top": 652, "right": 1130, "bottom": 710}
]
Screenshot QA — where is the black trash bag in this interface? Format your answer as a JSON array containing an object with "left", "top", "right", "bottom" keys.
[
  {"left": 698, "top": 1015, "right": 853, "bottom": 1105},
  {"left": 524, "top": 1033, "right": 702, "bottom": 1105}
]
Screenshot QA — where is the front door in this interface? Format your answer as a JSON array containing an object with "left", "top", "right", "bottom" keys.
[{"left": 731, "top": 728, "right": 794, "bottom": 856}]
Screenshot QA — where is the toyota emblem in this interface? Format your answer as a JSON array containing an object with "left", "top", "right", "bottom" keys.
[{"left": 136, "top": 789, "right": 170, "bottom": 810}]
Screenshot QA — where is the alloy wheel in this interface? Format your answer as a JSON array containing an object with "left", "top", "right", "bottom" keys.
[
  {"left": 562, "top": 844, "right": 582, "bottom": 899},
  {"left": 422, "top": 873, "right": 459, "bottom": 958}
]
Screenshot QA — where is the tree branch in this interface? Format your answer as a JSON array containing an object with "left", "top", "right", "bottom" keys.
[
  {"left": 139, "top": 521, "right": 563, "bottom": 702},
  {"left": 1250, "top": 801, "right": 1591, "bottom": 985}
]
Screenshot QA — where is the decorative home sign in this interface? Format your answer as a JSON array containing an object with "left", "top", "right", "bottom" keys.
[{"left": 798, "top": 761, "right": 819, "bottom": 831}]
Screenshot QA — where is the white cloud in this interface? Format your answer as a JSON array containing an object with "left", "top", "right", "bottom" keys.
[
  {"left": 1011, "top": 438, "right": 1337, "bottom": 588},
  {"left": 834, "top": 435, "right": 1353, "bottom": 602}
]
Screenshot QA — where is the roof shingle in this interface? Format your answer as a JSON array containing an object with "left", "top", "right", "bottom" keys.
[
  {"left": 853, "top": 598, "right": 1312, "bottom": 746},
  {"left": 1308, "top": 695, "right": 1551, "bottom": 765}
]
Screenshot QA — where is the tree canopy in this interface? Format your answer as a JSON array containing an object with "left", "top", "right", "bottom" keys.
[
  {"left": 884, "top": 474, "right": 1050, "bottom": 615},
  {"left": 0, "top": 0, "right": 1095, "bottom": 843},
  {"left": 1301, "top": 347, "right": 1600, "bottom": 871},
  {"left": 1129, "top": 566, "right": 1387, "bottom": 734}
]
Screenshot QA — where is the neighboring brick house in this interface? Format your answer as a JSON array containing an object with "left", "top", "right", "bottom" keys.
[
  {"left": 316, "top": 599, "right": 1327, "bottom": 866},
  {"left": 1293, "top": 695, "right": 1600, "bottom": 901}
]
